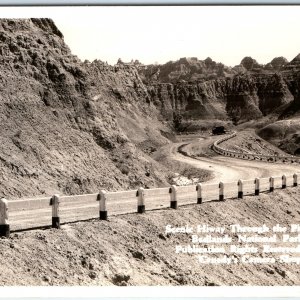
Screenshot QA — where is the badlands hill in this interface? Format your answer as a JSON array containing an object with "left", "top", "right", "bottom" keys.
[
  {"left": 0, "top": 19, "right": 175, "bottom": 199},
  {"left": 138, "top": 55, "right": 300, "bottom": 154},
  {"left": 139, "top": 56, "right": 298, "bottom": 125},
  {"left": 1, "top": 18, "right": 300, "bottom": 200}
]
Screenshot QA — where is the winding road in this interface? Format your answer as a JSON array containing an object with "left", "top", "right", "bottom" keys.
[
  {"left": 169, "top": 135, "right": 300, "bottom": 184},
  {"left": 9, "top": 133, "right": 300, "bottom": 232}
]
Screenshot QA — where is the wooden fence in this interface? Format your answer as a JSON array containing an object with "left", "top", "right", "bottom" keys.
[{"left": 0, "top": 173, "right": 299, "bottom": 237}]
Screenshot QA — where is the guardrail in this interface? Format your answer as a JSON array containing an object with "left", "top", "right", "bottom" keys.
[
  {"left": 212, "top": 132, "right": 300, "bottom": 164},
  {"left": 0, "top": 173, "right": 299, "bottom": 237}
]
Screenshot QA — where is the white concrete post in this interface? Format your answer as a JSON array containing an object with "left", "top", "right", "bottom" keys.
[
  {"left": 137, "top": 187, "right": 145, "bottom": 213},
  {"left": 238, "top": 179, "right": 243, "bottom": 199},
  {"left": 282, "top": 174, "right": 287, "bottom": 189},
  {"left": 269, "top": 177, "right": 274, "bottom": 192},
  {"left": 98, "top": 190, "right": 108, "bottom": 220},
  {"left": 50, "top": 194, "right": 60, "bottom": 229},
  {"left": 169, "top": 185, "right": 178, "bottom": 209},
  {"left": 0, "top": 198, "right": 9, "bottom": 237},
  {"left": 254, "top": 178, "right": 260, "bottom": 195},
  {"left": 196, "top": 183, "right": 202, "bottom": 204},
  {"left": 293, "top": 173, "right": 298, "bottom": 187},
  {"left": 219, "top": 182, "right": 224, "bottom": 201}
]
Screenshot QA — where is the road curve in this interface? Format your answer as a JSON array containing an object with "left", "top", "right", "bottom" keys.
[{"left": 169, "top": 139, "right": 300, "bottom": 184}]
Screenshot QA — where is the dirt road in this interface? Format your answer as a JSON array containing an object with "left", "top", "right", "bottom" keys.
[{"left": 169, "top": 135, "right": 300, "bottom": 184}]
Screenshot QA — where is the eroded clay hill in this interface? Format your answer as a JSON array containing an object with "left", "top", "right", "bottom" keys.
[
  {"left": 0, "top": 19, "right": 174, "bottom": 199},
  {"left": 142, "top": 61, "right": 296, "bottom": 125},
  {"left": 146, "top": 74, "right": 293, "bottom": 124},
  {"left": 139, "top": 56, "right": 300, "bottom": 154}
]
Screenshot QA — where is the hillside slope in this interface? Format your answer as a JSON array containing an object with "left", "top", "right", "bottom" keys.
[{"left": 0, "top": 19, "right": 174, "bottom": 199}]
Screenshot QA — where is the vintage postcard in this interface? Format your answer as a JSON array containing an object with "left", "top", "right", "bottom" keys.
[{"left": 0, "top": 4, "right": 300, "bottom": 290}]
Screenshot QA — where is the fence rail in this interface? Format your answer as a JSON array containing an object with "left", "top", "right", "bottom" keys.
[
  {"left": 0, "top": 172, "right": 299, "bottom": 236},
  {"left": 212, "top": 131, "right": 300, "bottom": 164}
]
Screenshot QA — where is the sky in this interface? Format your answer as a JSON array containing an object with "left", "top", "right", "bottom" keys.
[{"left": 0, "top": 6, "right": 300, "bottom": 66}]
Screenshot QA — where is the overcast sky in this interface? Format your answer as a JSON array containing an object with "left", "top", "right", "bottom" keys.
[{"left": 0, "top": 6, "right": 300, "bottom": 66}]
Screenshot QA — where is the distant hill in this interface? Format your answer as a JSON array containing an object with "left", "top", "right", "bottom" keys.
[{"left": 137, "top": 54, "right": 300, "bottom": 154}]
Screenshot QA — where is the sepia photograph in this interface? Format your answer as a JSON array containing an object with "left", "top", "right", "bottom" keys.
[{"left": 1, "top": 4, "right": 300, "bottom": 287}]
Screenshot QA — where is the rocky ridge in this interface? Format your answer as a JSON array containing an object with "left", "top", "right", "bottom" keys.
[
  {"left": 146, "top": 73, "right": 293, "bottom": 126},
  {"left": 0, "top": 18, "right": 174, "bottom": 199},
  {"left": 136, "top": 55, "right": 300, "bottom": 138},
  {"left": 136, "top": 55, "right": 300, "bottom": 154}
]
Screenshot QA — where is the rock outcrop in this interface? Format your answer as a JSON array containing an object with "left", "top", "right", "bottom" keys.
[
  {"left": 146, "top": 73, "right": 293, "bottom": 125},
  {"left": 240, "top": 56, "right": 262, "bottom": 71},
  {"left": 269, "top": 57, "right": 288, "bottom": 71},
  {"left": 138, "top": 56, "right": 233, "bottom": 84},
  {"left": 136, "top": 55, "right": 300, "bottom": 126},
  {"left": 0, "top": 19, "right": 173, "bottom": 198}
]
